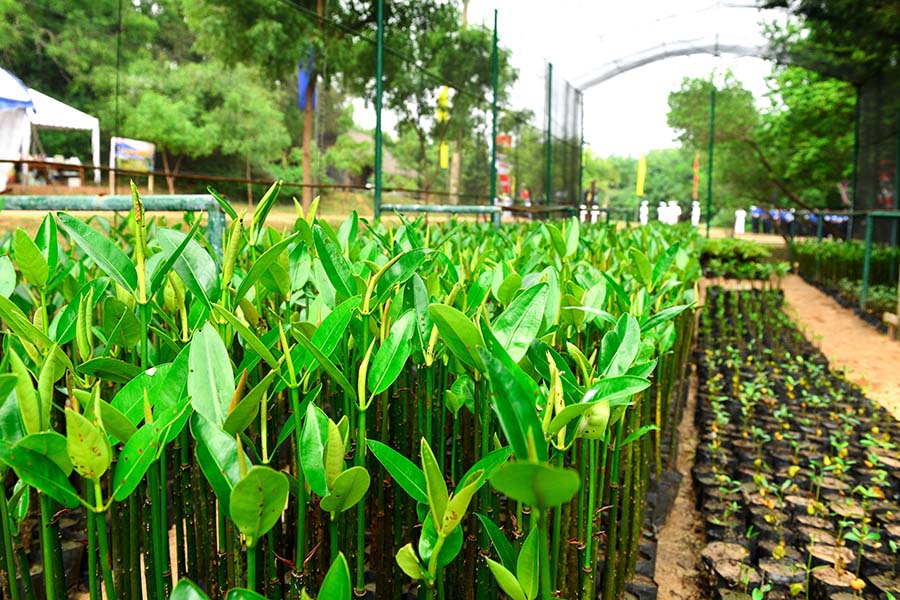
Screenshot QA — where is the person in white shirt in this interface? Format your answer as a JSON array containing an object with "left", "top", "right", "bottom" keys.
[
  {"left": 639, "top": 200, "right": 649, "bottom": 226},
  {"left": 668, "top": 200, "right": 682, "bottom": 225},
  {"left": 657, "top": 201, "right": 667, "bottom": 223},
  {"left": 734, "top": 208, "right": 747, "bottom": 235},
  {"left": 691, "top": 200, "right": 701, "bottom": 226}
]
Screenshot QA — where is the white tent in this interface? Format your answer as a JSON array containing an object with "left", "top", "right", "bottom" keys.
[
  {"left": 0, "top": 67, "right": 32, "bottom": 191},
  {"left": 0, "top": 67, "right": 101, "bottom": 189},
  {"left": 27, "top": 88, "right": 101, "bottom": 184}
]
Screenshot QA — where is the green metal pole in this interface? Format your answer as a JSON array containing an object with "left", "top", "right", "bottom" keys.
[
  {"left": 489, "top": 9, "right": 500, "bottom": 228},
  {"left": 861, "top": 213, "right": 874, "bottom": 312},
  {"left": 373, "top": 0, "right": 384, "bottom": 220},
  {"left": 545, "top": 62, "right": 553, "bottom": 207},
  {"left": 891, "top": 95, "right": 899, "bottom": 281},
  {"left": 815, "top": 211, "right": 823, "bottom": 281},
  {"left": 849, "top": 84, "right": 860, "bottom": 240},
  {"left": 705, "top": 85, "right": 716, "bottom": 238},
  {"left": 578, "top": 91, "right": 585, "bottom": 210}
]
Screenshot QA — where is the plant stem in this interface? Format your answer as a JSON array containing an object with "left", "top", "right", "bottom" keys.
[
  {"left": 246, "top": 543, "right": 257, "bottom": 592},
  {"left": 38, "top": 495, "right": 59, "bottom": 600},
  {"left": 95, "top": 508, "right": 118, "bottom": 600},
  {"left": 355, "top": 406, "right": 367, "bottom": 594},
  {"left": 601, "top": 416, "right": 625, "bottom": 600},
  {"left": 146, "top": 463, "right": 166, "bottom": 596},
  {"left": 539, "top": 511, "right": 553, "bottom": 600},
  {"left": 0, "top": 477, "right": 21, "bottom": 600},
  {"left": 289, "top": 384, "right": 307, "bottom": 580}
]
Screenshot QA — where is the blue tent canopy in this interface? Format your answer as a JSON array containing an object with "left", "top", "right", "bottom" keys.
[{"left": 0, "top": 67, "right": 33, "bottom": 111}]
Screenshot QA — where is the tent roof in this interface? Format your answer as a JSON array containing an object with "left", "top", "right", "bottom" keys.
[
  {"left": 28, "top": 88, "right": 98, "bottom": 132},
  {"left": 0, "top": 67, "right": 33, "bottom": 110}
]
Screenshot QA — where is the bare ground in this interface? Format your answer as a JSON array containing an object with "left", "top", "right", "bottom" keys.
[
  {"left": 655, "top": 366, "right": 707, "bottom": 600},
  {"left": 781, "top": 274, "right": 900, "bottom": 420}
]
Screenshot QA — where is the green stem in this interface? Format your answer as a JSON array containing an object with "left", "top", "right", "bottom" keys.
[
  {"left": 0, "top": 476, "right": 21, "bottom": 600},
  {"left": 87, "top": 497, "right": 99, "bottom": 600},
  {"left": 355, "top": 407, "right": 367, "bottom": 594},
  {"left": 601, "top": 417, "right": 625, "bottom": 600},
  {"left": 246, "top": 543, "right": 257, "bottom": 592},
  {"left": 551, "top": 453, "right": 562, "bottom": 583},
  {"left": 539, "top": 511, "right": 553, "bottom": 600},
  {"left": 146, "top": 463, "right": 166, "bottom": 597},
  {"left": 289, "top": 384, "right": 307, "bottom": 579},
  {"left": 38, "top": 495, "right": 59, "bottom": 600},
  {"left": 95, "top": 508, "right": 118, "bottom": 600}
]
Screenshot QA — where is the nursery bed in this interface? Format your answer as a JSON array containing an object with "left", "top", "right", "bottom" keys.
[{"left": 694, "top": 287, "right": 900, "bottom": 599}]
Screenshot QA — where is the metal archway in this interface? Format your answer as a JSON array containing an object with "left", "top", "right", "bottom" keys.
[{"left": 574, "top": 37, "right": 772, "bottom": 90}]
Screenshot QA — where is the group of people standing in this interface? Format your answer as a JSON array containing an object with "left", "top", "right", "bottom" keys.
[{"left": 638, "top": 200, "right": 702, "bottom": 227}]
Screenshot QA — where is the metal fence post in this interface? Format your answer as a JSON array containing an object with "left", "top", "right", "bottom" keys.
[
  {"left": 860, "top": 212, "right": 874, "bottom": 312},
  {"left": 705, "top": 85, "right": 716, "bottom": 239},
  {"left": 373, "top": 0, "right": 384, "bottom": 220},
  {"left": 206, "top": 205, "right": 226, "bottom": 261},
  {"left": 545, "top": 62, "right": 553, "bottom": 207},
  {"left": 489, "top": 9, "right": 499, "bottom": 229}
]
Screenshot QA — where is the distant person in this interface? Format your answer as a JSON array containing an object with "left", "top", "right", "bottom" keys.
[
  {"left": 691, "top": 200, "right": 701, "bottom": 227},
  {"left": 734, "top": 208, "right": 747, "bottom": 235},
  {"left": 668, "top": 200, "right": 682, "bottom": 224},
  {"left": 750, "top": 205, "right": 763, "bottom": 233},
  {"left": 639, "top": 200, "right": 649, "bottom": 226},
  {"left": 657, "top": 201, "right": 667, "bottom": 223}
]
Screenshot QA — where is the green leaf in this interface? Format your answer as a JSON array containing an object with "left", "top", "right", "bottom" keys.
[
  {"left": 458, "top": 447, "right": 512, "bottom": 494},
  {"left": 17, "top": 431, "right": 72, "bottom": 476},
  {"left": 485, "top": 557, "right": 526, "bottom": 600},
  {"left": 189, "top": 322, "right": 235, "bottom": 427},
  {"left": 222, "top": 370, "right": 276, "bottom": 437},
  {"left": 418, "top": 512, "right": 463, "bottom": 569},
  {"left": 169, "top": 578, "right": 211, "bottom": 600},
  {"left": 493, "top": 283, "right": 548, "bottom": 363},
  {"left": 547, "top": 376, "right": 650, "bottom": 436},
  {"left": 366, "top": 439, "right": 428, "bottom": 504},
  {"left": 375, "top": 248, "right": 430, "bottom": 296},
  {"left": 291, "top": 326, "right": 358, "bottom": 404},
  {"left": 229, "top": 466, "right": 289, "bottom": 547},
  {"left": 57, "top": 212, "right": 137, "bottom": 293},
  {"left": 629, "top": 248, "right": 653, "bottom": 288},
  {"left": 601, "top": 272, "right": 629, "bottom": 313},
  {"left": 490, "top": 462, "right": 580, "bottom": 509},
  {"left": 110, "top": 364, "right": 172, "bottom": 428},
  {"left": 0, "top": 255, "right": 16, "bottom": 298},
  {"left": 250, "top": 180, "right": 282, "bottom": 245},
  {"left": 476, "top": 514, "right": 517, "bottom": 571},
  {"left": 517, "top": 527, "right": 540, "bottom": 600},
  {"left": 13, "top": 228, "right": 48, "bottom": 287},
  {"left": 564, "top": 217, "right": 580, "bottom": 258},
  {"left": 300, "top": 404, "right": 330, "bottom": 497},
  {"left": 33, "top": 214, "right": 58, "bottom": 280},
  {"left": 320, "top": 466, "right": 370, "bottom": 514},
  {"left": 8, "top": 350, "right": 39, "bottom": 435},
  {"left": 478, "top": 349, "right": 547, "bottom": 463},
  {"left": 207, "top": 186, "right": 239, "bottom": 220},
  {"left": 367, "top": 310, "right": 415, "bottom": 396},
  {"left": 65, "top": 408, "right": 111, "bottom": 481},
  {"left": 77, "top": 357, "right": 142, "bottom": 384},
  {"left": 621, "top": 424, "right": 659, "bottom": 446},
  {"left": 233, "top": 234, "right": 299, "bottom": 306},
  {"left": 225, "top": 589, "right": 268, "bottom": 600},
  {"left": 0, "top": 296, "right": 53, "bottom": 347},
  {"left": 213, "top": 305, "right": 279, "bottom": 369},
  {"left": 313, "top": 224, "right": 356, "bottom": 298},
  {"left": 428, "top": 304, "right": 484, "bottom": 371},
  {"left": 191, "top": 413, "right": 244, "bottom": 516},
  {"left": 396, "top": 544, "right": 427, "bottom": 581},
  {"left": 497, "top": 272, "right": 523, "bottom": 305},
  {"left": 602, "top": 314, "right": 641, "bottom": 378},
  {"left": 442, "top": 468, "right": 481, "bottom": 536},
  {"left": 149, "top": 218, "right": 203, "bottom": 295},
  {"left": 324, "top": 419, "right": 345, "bottom": 489},
  {"left": 652, "top": 243, "right": 680, "bottom": 287},
  {"left": 421, "top": 437, "right": 448, "bottom": 529},
  {"left": 641, "top": 305, "right": 690, "bottom": 331},
  {"left": 112, "top": 421, "right": 162, "bottom": 501},
  {"left": 318, "top": 553, "right": 351, "bottom": 600},
  {"left": 158, "top": 228, "right": 221, "bottom": 310},
  {"left": 0, "top": 442, "right": 81, "bottom": 508}
]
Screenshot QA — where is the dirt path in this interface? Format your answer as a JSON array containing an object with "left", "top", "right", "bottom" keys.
[
  {"left": 781, "top": 274, "right": 900, "bottom": 421},
  {"left": 655, "top": 366, "right": 706, "bottom": 599}
]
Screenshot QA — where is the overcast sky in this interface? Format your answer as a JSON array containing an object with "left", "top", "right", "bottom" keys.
[
  {"left": 353, "top": 1, "right": 786, "bottom": 159},
  {"left": 464, "top": 0, "right": 786, "bottom": 157}
]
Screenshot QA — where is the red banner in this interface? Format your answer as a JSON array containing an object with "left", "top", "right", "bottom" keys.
[{"left": 692, "top": 151, "right": 700, "bottom": 200}]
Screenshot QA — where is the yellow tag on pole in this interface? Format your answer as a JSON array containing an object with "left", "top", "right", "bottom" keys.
[
  {"left": 437, "top": 86, "right": 450, "bottom": 124},
  {"left": 439, "top": 142, "right": 449, "bottom": 169},
  {"left": 635, "top": 154, "right": 647, "bottom": 197}
]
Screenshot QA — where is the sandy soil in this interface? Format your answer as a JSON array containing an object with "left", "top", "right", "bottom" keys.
[
  {"left": 781, "top": 274, "right": 900, "bottom": 420},
  {"left": 655, "top": 366, "right": 707, "bottom": 599}
]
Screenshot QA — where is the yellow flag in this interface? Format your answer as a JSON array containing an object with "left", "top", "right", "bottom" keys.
[
  {"left": 635, "top": 154, "right": 647, "bottom": 197},
  {"left": 436, "top": 85, "right": 450, "bottom": 124},
  {"left": 439, "top": 141, "right": 449, "bottom": 169}
]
